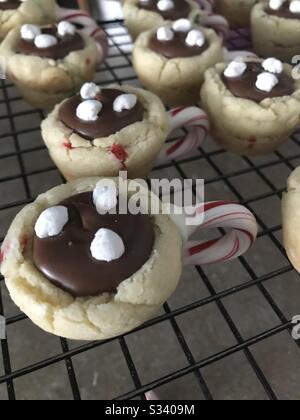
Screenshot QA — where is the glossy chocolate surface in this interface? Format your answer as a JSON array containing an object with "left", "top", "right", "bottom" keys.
[
  {"left": 222, "top": 62, "right": 295, "bottom": 102},
  {"left": 149, "top": 30, "right": 208, "bottom": 58},
  {"left": 0, "top": 0, "right": 20, "bottom": 10},
  {"left": 59, "top": 89, "right": 145, "bottom": 140},
  {"left": 18, "top": 26, "right": 84, "bottom": 60},
  {"left": 139, "top": 0, "right": 191, "bottom": 20},
  {"left": 33, "top": 192, "right": 155, "bottom": 297},
  {"left": 267, "top": 1, "right": 300, "bottom": 19}
]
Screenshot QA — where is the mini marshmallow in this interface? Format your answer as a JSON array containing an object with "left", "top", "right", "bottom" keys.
[
  {"left": 185, "top": 29, "right": 205, "bottom": 48},
  {"left": 20, "top": 24, "right": 41, "bottom": 41},
  {"left": 157, "top": 26, "right": 174, "bottom": 41},
  {"left": 34, "top": 34, "right": 58, "bottom": 49},
  {"left": 290, "top": 0, "right": 300, "bottom": 13},
  {"left": 80, "top": 82, "right": 101, "bottom": 100},
  {"left": 76, "top": 100, "right": 102, "bottom": 122},
  {"left": 90, "top": 228, "right": 125, "bottom": 262},
  {"left": 93, "top": 180, "right": 118, "bottom": 213},
  {"left": 113, "top": 94, "right": 137, "bottom": 113},
  {"left": 57, "top": 21, "right": 76, "bottom": 37},
  {"left": 256, "top": 72, "right": 279, "bottom": 93},
  {"left": 262, "top": 57, "right": 283, "bottom": 74},
  {"left": 224, "top": 60, "right": 247, "bottom": 78},
  {"left": 172, "top": 19, "right": 192, "bottom": 33},
  {"left": 35, "top": 206, "right": 68, "bottom": 239},
  {"left": 269, "top": 0, "right": 284, "bottom": 10},
  {"left": 157, "top": 0, "right": 174, "bottom": 11}
]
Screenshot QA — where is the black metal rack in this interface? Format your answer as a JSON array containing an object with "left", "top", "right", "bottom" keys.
[{"left": 0, "top": 21, "right": 300, "bottom": 400}]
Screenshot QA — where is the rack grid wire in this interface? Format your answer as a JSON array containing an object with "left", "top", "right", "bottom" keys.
[{"left": 0, "top": 21, "right": 300, "bottom": 401}]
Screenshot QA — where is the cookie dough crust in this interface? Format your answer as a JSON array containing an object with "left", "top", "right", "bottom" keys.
[
  {"left": 283, "top": 167, "right": 300, "bottom": 274},
  {"left": 0, "top": 0, "right": 56, "bottom": 40},
  {"left": 41, "top": 85, "right": 170, "bottom": 180},
  {"left": 201, "top": 58, "right": 300, "bottom": 155},
  {"left": 123, "top": 0, "right": 201, "bottom": 39},
  {"left": 1, "top": 178, "right": 182, "bottom": 340},
  {"left": 252, "top": 1, "right": 300, "bottom": 62},
  {"left": 0, "top": 26, "right": 98, "bottom": 109},
  {"left": 133, "top": 26, "right": 223, "bottom": 106},
  {"left": 215, "top": 0, "right": 258, "bottom": 27}
]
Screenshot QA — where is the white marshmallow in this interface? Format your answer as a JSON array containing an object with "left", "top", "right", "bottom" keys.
[
  {"left": 172, "top": 19, "right": 192, "bottom": 33},
  {"left": 269, "top": 0, "right": 284, "bottom": 10},
  {"left": 157, "top": 0, "right": 174, "bottom": 11},
  {"left": 156, "top": 26, "right": 174, "bottom": 41},
  {"left": 90, "top": 228, "right": 125, "bottom": 262},
  {"left": 93, "top": 180, "right": 118, "bottom": 213},
  {"left": 57, "top": 21, "right": 76, "bottom": 37},
  {"left": 290, "top": 0, "right": 300, "bottom": 13},
  {"left": 262, "top": 57, "right": 283, "bottom": 74},
  {"left": 80, "top": 82, "right": 101, "bottom": 100},
  {"left": 76, "top": 100, "right": 102, "bottom": 122},
  {"left": 113, "top": 94, "right": 137, "bottom": 113},
  {"left": 35, "top": 206, "right": 68, "bottom": 239},
  {"left": 256, "top": 72, "right": 279, "bottom": 92},
  {"left": 34, "top": 34, "right": 58, "bottom": 49},
  {"left": 185, "top": 29, "right": 205, "bottom": 48},
  {"left": 224, "top": 60, "right": 247, "bottom": 78},
  {"left": 20, "top": 24, "right": 41, "bottom": 41}
]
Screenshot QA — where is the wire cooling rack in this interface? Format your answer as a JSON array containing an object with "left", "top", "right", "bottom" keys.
[{"left": 0, "top": 21, "right": 300, "bottom": 401}]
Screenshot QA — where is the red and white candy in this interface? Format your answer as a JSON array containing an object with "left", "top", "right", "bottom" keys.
[
  {"left": 56, "top": 5, "right": 108, "bottom": 61},
  {"left": 157, "top": 106, "right": 210, "bottom": 164},
  {"left": 182, "top": 201, "right": 257, "bottom": 266}
]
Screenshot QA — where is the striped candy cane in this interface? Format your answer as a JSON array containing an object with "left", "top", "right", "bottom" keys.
[
  {"left": 56, "top": 6, "right": 108, "bottom": 61},
  {"left": 183, "top": 202, "right": 257, "bottom": 266},
  {"left": 196, "top": 0, "right": 214, "bottom": 12},
  {"left": 196, "top": 12, "right": 229, "bottom": 38},
  {"left": 157, "top": 107, "right": 210, "bottom": 164}
]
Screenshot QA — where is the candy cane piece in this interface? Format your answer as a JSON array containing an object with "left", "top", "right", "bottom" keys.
[
  {"left": 56, "top": 6, "right": 108, "bottom": 60},
  {"left": 196, "top": 0, "right": 214, "bottom": 12},
  {"left": 183, "top": 202, "right": 257, "bottom": 266},
  {"left": 198, "top": 13, "right": 229, "bottom": 38},
  {"left": 157, "top": 107, "right": 210, "bottom": 164}
]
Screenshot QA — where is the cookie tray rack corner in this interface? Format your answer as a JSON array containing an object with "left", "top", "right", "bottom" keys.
[{"left": 0, "top": 22, "right": 300, "bottom": 401}]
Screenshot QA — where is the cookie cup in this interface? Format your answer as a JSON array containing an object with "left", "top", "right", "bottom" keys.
[
  {"left": 123, "top": 0, "right": 200, "bottom": 40},
  {"left": 0, "top": 27, "right": 98, "bottom": 109},
  {"left": 282, "top": 167, "right": 300, "bottom": 274},
  {"left": 133, "top": 26, "right": 223, "bottom": 107},
  {"left": 201, "top": 59, "right": 300, "bottom": 156},
  {"left": 0, "top": 0, "right": 56, "bottom": 40},
  {"left": 0, "top": 177, "right": 182, "bottom": 341},
  {"left": 41, "top": 85, "right": 170, "bottom": 180},
  {"left": 252, "top": 1, "right": 300, "bottom": 63}
]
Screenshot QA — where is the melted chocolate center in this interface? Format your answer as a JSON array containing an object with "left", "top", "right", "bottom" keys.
[
  {"left": 18, "top": 26, "right": 85, "bottom": 60},
  {"left": 149, "top": 30, "right": 208, "bottom": 58},
  {"left": 139, "top": 0, "right": 191, "bottom": 20},
  {"left": 267, "top": 1, "right": 300, "bottom": 19},
  {"left": 0, "top": 0, "right": 20, "bottom": 10},
  {"left": 59, "top": 89, "right": 145, "bottom": 140},
  {"left": 32, "top": 192, "right": 155, "bottom": 297},
  {"left": 222, "top": 62, "right": 295, "bottom": 102}
]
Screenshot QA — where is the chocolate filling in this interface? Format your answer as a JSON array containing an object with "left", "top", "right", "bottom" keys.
[
  {"left": 59, "top": 89, "right": 145, "bottom": 140},
  {"left": 32, "top": 192, "right": 156, "bottom": 297},
  {"left": 0, "top": 0, "right": 20, "bottom": 10},
  {"left": 18, "top": 26, "right": 85, "bottom": 60},
  {"left": 139, "top": 0, "right": 191, "bottom": 20},
  {"left": 222, "top": 62, "right": 295, "bottom": 102},
  {"left": 267, "top": 1, "right": 300, "bottom": 19},
  {"left": 149, "top": 30, "right": 209, "bottom": 58}
]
